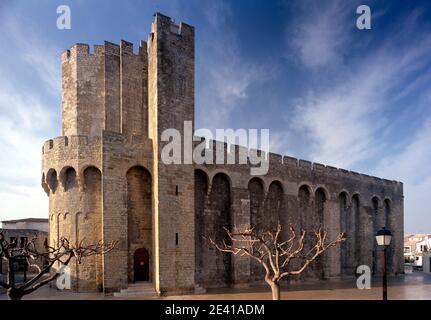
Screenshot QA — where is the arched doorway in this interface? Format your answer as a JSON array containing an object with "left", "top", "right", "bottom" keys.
[
  {"left": 126, "top": 166, "right": 152, "bottom": 282},
  {"left": 134, "top": 248, "right": 150, "bottom": 281}
]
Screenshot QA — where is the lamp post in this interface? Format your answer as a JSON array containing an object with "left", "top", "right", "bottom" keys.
[{"left": 376, "top": 227, "right": 392, "bottom": 300}]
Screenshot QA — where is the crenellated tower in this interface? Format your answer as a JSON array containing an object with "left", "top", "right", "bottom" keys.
[
  {"left": 42, "top": 13, "right": 195, "bottom": 293},
  {"left": 147, "top": 13, "right": 195, "bottom": 293},
  {"left": 61, "top": 40, "right": 148, "bottom": 138},
  {"left": 41, "top": 12, "right": 404, "bottom": 296}
]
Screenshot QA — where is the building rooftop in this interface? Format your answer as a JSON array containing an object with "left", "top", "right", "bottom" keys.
[{"left": 1, "top": 218, "right": 48, "bottom": 224}]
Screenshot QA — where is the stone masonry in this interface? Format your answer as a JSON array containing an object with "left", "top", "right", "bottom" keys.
[{"left": 41, "top": 13, "right": 404, "bottom": 294}]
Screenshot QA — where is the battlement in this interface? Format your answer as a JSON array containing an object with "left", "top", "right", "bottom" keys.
[
  {"left": 289, "top": 155, "right": 401, "bottom": 186},
  {"left": 286, "top": 153, "right": 401, "bottom": 186},
  {"left": 193, "top": 138, "right": 402, "bottom": 186},
  {"left": 61, "top": 37, "right": 149, "bottom": 138},
  {"left": 42, "top": 132, "right": 154, "bottom": 158},
  {"left": 42, "top": 135, "right": 101, "bottom": 155},
  {"left": 61, "top": 40, "right": 147, "bottom": 62},
  {"left": 151, "top": 12, "right": 194, "bottom": 38}
]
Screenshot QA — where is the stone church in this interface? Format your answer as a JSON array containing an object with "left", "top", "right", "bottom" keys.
[{"left": 41, "top": 13, "right": 404, "bottom": 294}]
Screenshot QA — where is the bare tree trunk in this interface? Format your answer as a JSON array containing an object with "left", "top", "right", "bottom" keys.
[
  {"left": 269, "top": 281, "right": 280, "bottom": 300},
  {"left": 7, "top": 288, "right": 24, "bottom": 300},
  {"left": 0, "top": 233, "right": 117, "bottom": 300},
  {"left": 209, "top": 224, "right": 345, "bottom": 301},
  {"left": 8, "top": 260, "right": 14, "bottom": 288}
]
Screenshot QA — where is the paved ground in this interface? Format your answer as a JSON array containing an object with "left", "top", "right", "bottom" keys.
[{"left": 2, "top": 271, "right": 431, "bottom": 300}]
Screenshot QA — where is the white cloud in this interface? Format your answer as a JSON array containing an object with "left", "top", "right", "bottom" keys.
[
  {"left": 0, "top": 13, "right": 58, "bottom": 221},
  {"left": 0, "top": 186, "right": 48, "bottom": 222},
  {"left": 2, "top": 12, "right": 61, "bottom": 95},
  {"left": 0, "top": 80, "right": 53, "bottom": 221},
  {"left": 376, "top": 118, "right": 431, "bottom": 233},
  {"left": 286, "top": 0, "right": 352, "bottom": 69},
  {"left": 285, "top": 4, "right": 431, "bottom": 233},
  {"left": 290, "top": 8, "right": 431, "bottom": 169},
  {"left": 197, "top": 1, "right": 275, "bottom": 130}
]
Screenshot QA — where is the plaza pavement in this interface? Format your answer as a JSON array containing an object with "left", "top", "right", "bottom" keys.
[{"left": 1, "top": 271, "right": 431, "bottom": 300}]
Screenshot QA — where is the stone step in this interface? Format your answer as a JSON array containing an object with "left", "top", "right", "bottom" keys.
[
  {"left": 194, "top": 284, "right": 206, "bottom": 294},
  {"left": 127, "top": 282, "right": 153, "bottom": 288},
  {"left": 113, "top": 282, "right": 158, "bottom": 299},
  {"left": 113, "top": 291, "right": 159, "bottom": 299},
  {"left": 120, "top": 287, "right": 156, "bottom": 294}
]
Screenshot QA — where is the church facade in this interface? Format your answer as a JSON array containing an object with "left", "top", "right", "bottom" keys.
[{"left": 41, "top": 13, "right": 404, "bottom": 294}]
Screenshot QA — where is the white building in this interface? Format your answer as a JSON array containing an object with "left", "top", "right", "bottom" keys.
[
  {"left": 1, "top": 218, "right": 48, "bottom": 233},
  {"left": 423, "top": 252, "right": 431, "bottom": 273},
  {"left": 404, "top": 234, "right": 431, "bottom": 268},
  {"left": 1, "top": 218, "right": 49, "bottom": 277}
]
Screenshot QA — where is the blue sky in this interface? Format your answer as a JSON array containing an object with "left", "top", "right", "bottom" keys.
[{"left": 0, "top": 0, "right": 430, "bottom": 233}]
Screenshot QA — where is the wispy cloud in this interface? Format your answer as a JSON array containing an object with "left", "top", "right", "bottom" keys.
[
  {"left": 2, "top": 13, "right": 61, "bottom": 95},
  {"left": 0, "top": 12, "right": 58, "bottom": 221},
  {"left": 289, "top": 7, "right": 431, "bottom": 169},
  {"left": 286, "top": 0, "right": 353, "bottom": 69},
  {"left": 196, "top": 1, "right": 275, "bottom": 130},
  {"left": 0, "top": 79, "right": 53, "bottom": 220},
  {"left": 283, "top": 2, "right": 431, "bottom": 233},
  {"left": 376, "top": 118, "right": 431, "bottom": 233}
]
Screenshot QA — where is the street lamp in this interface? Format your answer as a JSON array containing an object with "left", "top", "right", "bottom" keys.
[{"left": 376, "top": 227, "right": 392, "bottom": 300}]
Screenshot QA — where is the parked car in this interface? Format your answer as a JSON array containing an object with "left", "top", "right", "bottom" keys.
[{"left": 404, "top": 262, "right": 414, "bottom": 273}]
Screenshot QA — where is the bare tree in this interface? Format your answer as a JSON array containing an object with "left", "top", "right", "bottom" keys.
[
  {"left": 210, "top": 224, "right": 345, "bottom": 300},
  {"left": 0, "top": 232, "right": 117, "bottom": 300}
]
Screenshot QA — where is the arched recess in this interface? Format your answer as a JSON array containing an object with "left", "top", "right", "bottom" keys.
[
  {"left": 371, "top": 197, "right": 380, "bottom": 275},
  {"left": 339, "top": 192, "right": 349, "bottom": 275},
  {"left": 195, "top": 169, "right": 209, "bottom": 286},
  {"left": 126, "top": 166, "right": 152, "bottom": 283},
  {"left": 76, "top": 166, "right": 103, "bottom": 291},
  {"left": 57, "top": 212, "right": 74, "bottom": 287},
  {"left": 60, "top": 167, "right": 77, "bottom": 192},
  {"left": 202, "top": 172, "right": 232, "bottom": 287},
  {"left": 314, "top": 188, "right": 326, "bottom": 228},
  {"left": 49, "top": 214, "right": 55, "bottom": 242},
  {"left": 248, "top": 177, "right": 265, "bottom": 282},
  {"left": 83, "top": 166, "right": 102, "bottom": 214},
  {"left": 298, "top": 184, "right": 312, "bottom": 230},
  {"left": 266, "top": 181, "right": 285, "bottom": 228},
  {"left": 384, "top": 199, "right": 394, "bottom": 274},
  {"left": 311, "top": 188, "right": 326, "bottom": 279},
  {"left": 298, "top": 185, "right": 312, "bottom": 279},
  {"left": 351, "top": 194, "right": 361, "bottom": 270},
  {"left": 249, "top": 177, "right": 265, "bottom": 229},
  {"left": 46, "top": 169, "right": 58, "bottom": 194}
]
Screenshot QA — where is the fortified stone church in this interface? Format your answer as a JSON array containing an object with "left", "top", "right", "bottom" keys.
[{"left": 41, "top": 13, "right": 404, "bottom": 294}]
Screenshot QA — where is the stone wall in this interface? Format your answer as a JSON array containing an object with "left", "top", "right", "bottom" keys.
[
  {"left": 101, "top": 132, "right": 154, "bottom": 292},
  {"left": 42, "top": 13, "right": 404, "bottom": 295},
  {"left": 193, "top": 142, "right": 404, "bottom": 288},
  {"left": 61, "top": 41, "right": 148, "bottom": 138},
  {"left": 42, "top": 136, "right": 103, "bottom": 291},
  {"left": 126, "top": 166, "right": 152, "bottom": 282},
  {"left": 147, "top": 13, "right": 196, "bottom": 294}
]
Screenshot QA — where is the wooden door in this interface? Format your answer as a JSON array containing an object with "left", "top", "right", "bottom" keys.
[{"left": 134, "top": 248, "right": 149, "bottom": 281}]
